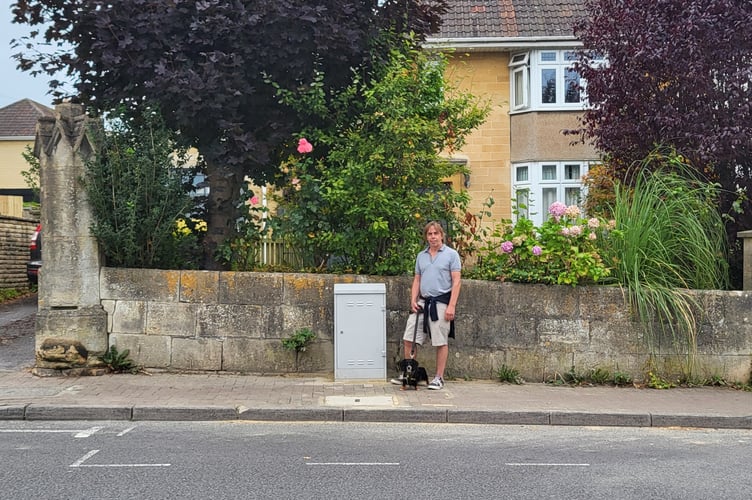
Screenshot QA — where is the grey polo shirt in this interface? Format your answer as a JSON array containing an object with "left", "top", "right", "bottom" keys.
[{"left": 415, "top": 244, "right": 461, "bottom": 298}]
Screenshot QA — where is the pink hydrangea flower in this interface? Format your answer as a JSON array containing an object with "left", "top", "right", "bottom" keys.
[
  {"left": 297, "top": 138, "right": 313, "bottom": 154},
  {"left": 532, "top": 245, "right": 542, "bottom": 256},
  {"left": 548, "top": 201, "right": 567, "bottom": 219},
  {"left": 588, "top": 232, "right": 597, "bottom": 240},
  {"left": 560, "top": 227, "right": 570, "bottom": 236},
  {"left": 501, "top": 241, "right": 514, "bottom": 254},
  {"left": 564, "top": 205, "right": 581, "bottom": 218},
  {"left": 569, "top": 225, "right": 582, "bottom": 236},
  {"left": 587, "top": 217, "right": 600, "bottom": 229}
]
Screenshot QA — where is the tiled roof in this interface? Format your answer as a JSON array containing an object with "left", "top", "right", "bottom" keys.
[
  {"left": 0, "top": 99, "right": 54, "bottom": 138},
  {"left": 434, "top": 0, "right": 586, "bottom": 39}
]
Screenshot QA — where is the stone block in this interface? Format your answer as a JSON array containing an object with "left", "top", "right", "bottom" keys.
[
  {"left": 35, "top": 307, "right": 108, "bottom": 355},
  {"left": 550, "top": 411, "right": 651, "bottom": 427},
  {"left": 283, "top": 273, "right": 340, "bottom": 306},
  {"left": 501, "top": 283, "right": 579, "bottom": 318},
  {"left": 132, "top": 406, "right": 237, "bottom": 421},
  {"left": 171, "top": 337, "right": 223, "bottom": 371},
  {"left": 219, "top": 271, "right": 284, "bottom": 305},
  {"left": 538, "top": 318, "right": 589, "bottom": 345},
  {"left": 146, "top": 302, "right": 197, "bottom": 336},
  {"left": 196, "top": 304, "right": 281, "bottom": 338},
  {"left": 110, "top": 333, "right": 171, "bottom": 368},
  {"left": 100, "top": 268, "right": 180, "bottom": 302},
  {"left": 179, "top": 270, "right": 220, "bottom": 303},
  {"left": 344, "top": 408, "right": 446, "bottom": 423},
  {"left": 238, "top": 408, "right": 343, "bottom": 422},
  {"left": 109, "top": 300, "right": 146, "bottom": 334},
  {"left": 25, "top": 405, "right": 132, "bottom": 420},
  {"left": 280, "top": 305, "right": 332, "bottom": 341},
  {"left": 222, "top": 337, "right": 332, "bottom": 373},
  {"left": 0, "top": 405, "right": 27, "bottom": 420},
  {"left": 578, "top": 286, "right": 630, "bottom": 321},
  {"left": 448, "top": 410, "right": 549, "bottom": 425},
  {"left": 35, "top": 338, "right": 88, "bottom": 368}
]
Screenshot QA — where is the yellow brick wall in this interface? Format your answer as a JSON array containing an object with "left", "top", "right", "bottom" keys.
[
  {"left": 0, "top": 139, "right": 33, "bottom": 190},
  {"left": 444, "top": 52, "right": 513, "bottom": 224}
]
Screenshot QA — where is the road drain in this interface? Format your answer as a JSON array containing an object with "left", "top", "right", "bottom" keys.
[{"left": 323, "top": 396, "right": 395, "bottom": 407}]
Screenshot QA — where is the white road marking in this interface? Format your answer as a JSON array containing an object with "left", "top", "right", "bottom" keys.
[
  {"left": 70, "top": 449, "right": 170, "bottom": 468},
  {"left": 116, "top": 426, "right": 136, "bottom": 437},
  {"left": 74, "top": 426, "right": 103, "bottom": 438},
  {"left": 0, "top": 430, "right": 83, "bottom": 434},
  {"left": 505, "top": 463, "right": 590, "bottom": 467},
  {"left": 0, "top": 428, "right": 100, "bottom": 437},
  {"left": 306, "top": 462, "right": 400, "bottom": 466},
  {"left": 70, "top": 449, "right": 100, "bottom": 467}
]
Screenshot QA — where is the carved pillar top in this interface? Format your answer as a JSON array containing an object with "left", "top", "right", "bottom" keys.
[{"left": 34, "top": 103, "right": 101, "bottom": 309}]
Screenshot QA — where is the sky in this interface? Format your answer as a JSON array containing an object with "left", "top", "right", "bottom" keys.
[{"left": 1, "top": 1, "right": 71, "bottom": 109}]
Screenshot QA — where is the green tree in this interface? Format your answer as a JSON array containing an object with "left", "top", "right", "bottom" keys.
[
  {"left": 83, "top": 107, "right": 200, "bottom": 269},
  {"left": 269, "top": 42, "right": 489, "bottom": 274},
  {"left": 11, "top": 0, "right": 448, "bottom": 269},
  {"left": 571, "top": 0, "right": 752, "bottom": 287}
]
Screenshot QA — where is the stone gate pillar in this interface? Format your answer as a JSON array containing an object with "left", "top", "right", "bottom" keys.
[{"left": 33, "top": 103, "right": 107, "bottom": 375}]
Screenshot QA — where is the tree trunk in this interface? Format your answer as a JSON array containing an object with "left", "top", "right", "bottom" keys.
[{"left": 202, "top": 160, "right": 244, "bottom": 270}]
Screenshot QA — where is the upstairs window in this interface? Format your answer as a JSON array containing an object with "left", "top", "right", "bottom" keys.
[{"left": 510, "top": 49, "right": 588, "bottom": 112}]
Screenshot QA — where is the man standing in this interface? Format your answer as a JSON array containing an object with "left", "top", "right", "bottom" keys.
[{"left": 392, "top": 221, "right": 461, "bottom": 390}]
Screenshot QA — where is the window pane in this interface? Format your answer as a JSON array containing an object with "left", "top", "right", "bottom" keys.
[
  {"left": 542, "top": 188, "right": 557, "bottom": 220},
  {"left": 564, "top": 164, "right": 581, "bottom": 180},
  {"left": 564, "top": 51, "right": 577, "bottom": 61},
  {"left": 516, "top": 189, "right": 529, "bottom": 219},
  {"left": 542, "top": 164, "right": 557, "bottom": 180},
  {"left": 516, "top": 166, "right": 529, "bottom": 182},
  {"left": 541, "top": 69, "right": 557, "bottom": 103},
  {"left": 514, "top": 69, "right": 525, "bottom": 108},
  {"left": 540, "top": 51, "right": 557, "bottom": 62},
  {"left": 565, "top": 68, "right": 581, "bottom": 103},
  {"left": 565, "top": 187, "right": 581, "bottom": 206}
]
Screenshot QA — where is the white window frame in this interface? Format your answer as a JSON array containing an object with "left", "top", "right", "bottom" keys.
[
  {"left": 509, "top": 52, "right": 530, "bottom": 111},
  {"left": 511, "top": 161, "right": 590, "bottom": 226},
  {"left": 510, "top": 49, "right": 591, "bottom": 113}
]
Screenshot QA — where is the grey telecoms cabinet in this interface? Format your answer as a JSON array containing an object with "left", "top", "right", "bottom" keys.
[{"left": 333, "top": 283, "right": 386, "bottom": 380}]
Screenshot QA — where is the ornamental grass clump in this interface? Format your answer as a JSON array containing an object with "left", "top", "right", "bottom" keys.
[{"left": 606, "top": 149, "right": 729, "bottom": 379}]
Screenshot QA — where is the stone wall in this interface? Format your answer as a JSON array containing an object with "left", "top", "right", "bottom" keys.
[
  {"left": 0, "top": 215, "right": 37, "bottom": 289},
  {"left": 104, "top": 268, "right": 752, "bottom": 383}
]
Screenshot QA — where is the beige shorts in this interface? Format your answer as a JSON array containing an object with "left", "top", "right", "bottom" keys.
[{"left": 402, "top": 299, "right": 450, "bottom": 347}]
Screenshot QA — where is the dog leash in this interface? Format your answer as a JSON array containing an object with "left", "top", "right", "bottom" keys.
[{"left": 410, "top": 306, "right": 422, "bottom": 358}]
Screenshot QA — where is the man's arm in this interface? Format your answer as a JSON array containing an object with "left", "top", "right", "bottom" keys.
[
  {"left": 445, "top": 270, "right": 461, "bottom": 320},
  {"left": 410, "top": 273, "right": 421, "bottom": 312}
]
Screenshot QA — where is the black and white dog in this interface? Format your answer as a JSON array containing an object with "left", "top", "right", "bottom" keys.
[{"left": 398, "top": 358, "right": 429, "bottom": 390}]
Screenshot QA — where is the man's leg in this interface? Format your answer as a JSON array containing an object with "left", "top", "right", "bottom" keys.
[{"left": 435, "top": 344, "right": 448, "bottom": 379}]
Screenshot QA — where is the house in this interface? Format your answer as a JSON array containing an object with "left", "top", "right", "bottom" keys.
[
  {"left": 428, "top": 0, "right": 598, "bottom": 227},
  {"left": 0, "top": 98, "right": 54, "bottom": 204}
]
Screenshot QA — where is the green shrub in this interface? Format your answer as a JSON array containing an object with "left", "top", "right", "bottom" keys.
[
  {"left": 282, "top": 328, "right": 317, "bottom": 371},
  {"left": 472, "top": 202, "right": 614, "bottom": 285},
  {"left": 83, "top": 106, "right": 202, "bottom": 269},
  {"left": 101, "top": 346, "right": 138, "bottom": 373},
  {"left": 496, "top": 364, "right": 524, "bottom": 384}
]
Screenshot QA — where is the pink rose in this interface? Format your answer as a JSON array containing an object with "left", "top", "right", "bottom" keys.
[{"left": 297, "top": 138, "right": 313, "bottom": 154}]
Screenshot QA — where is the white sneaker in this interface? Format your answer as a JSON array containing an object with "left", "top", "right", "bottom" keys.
[
  {"left": 427, "top": 377, "right": 444, "bottom": 390},
  {"left": 390, "top": 375, "right": 404, "bottom": 385}
]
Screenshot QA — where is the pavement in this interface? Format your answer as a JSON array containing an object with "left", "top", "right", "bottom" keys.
[{"left": 1, "top": 293, "right": 751, "bottom": 428}]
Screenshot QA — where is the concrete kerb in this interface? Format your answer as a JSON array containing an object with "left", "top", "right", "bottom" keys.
[{"left": 1, "top": 405, "right": 751, "bottom": 429}]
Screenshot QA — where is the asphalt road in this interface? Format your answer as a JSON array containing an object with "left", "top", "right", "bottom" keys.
[
  {"left": 0, "top": 421, "right": 750, "bottom": 499},
  {"left": 0, "top": 292, "right": 37, "bottom": 371}
]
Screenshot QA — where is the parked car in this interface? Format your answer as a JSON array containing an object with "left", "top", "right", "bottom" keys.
[{"left": 27, "top": 224, "right": 42, "bottom": 284}]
